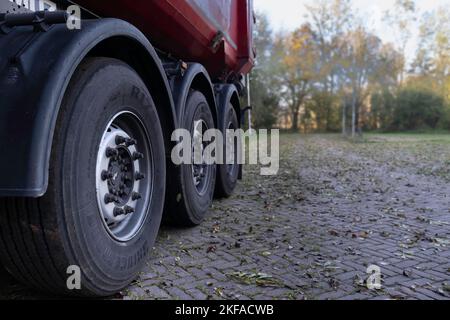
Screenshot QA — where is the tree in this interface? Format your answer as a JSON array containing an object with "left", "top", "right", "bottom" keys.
[
  {"left": 249, "top": 1, "right": 449, "bottom": 134},
  {"left": 309, "top": 90, "right": 340, "bottom": 132},
  {"left": 368, "top": 43, "right": 403, "bottom": 130},
  {"left": 340, "top": 27, "right": 383, "bottom": 136},
  {"left": 305, "top": 0, "right": 354, "bottom": 134},
  {"left": 250, "top": 12, "right": 281, "bottom": 129},
  {"left": 369, "top": 89, "right": 396, "bottom": 130},
  {"left": 384, "top": 0, "right": 417, "bottom": 84},
  {"left": 413, "top": 8, "right": 450, "bottom": 99},
  {"left": 280, "top": 24, "right": 318, "bottom": 131}
]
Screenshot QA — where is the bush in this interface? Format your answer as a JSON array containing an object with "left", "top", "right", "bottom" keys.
[
  {"left": 252, "top": 94, "right": 279, "bottom": 129},
  {"left": 370, "top": 89, "right": 396, "bottom": 131},
  {"left": 391, "top": 88, "right": 446, "bottom": 131}
]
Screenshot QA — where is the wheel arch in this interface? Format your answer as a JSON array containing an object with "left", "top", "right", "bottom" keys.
[
  {"left": 162, "top": 63, "right": 218, "bottom": 225},
  {"left": 0, "top": 18, "right": 177, "bottom": 197},
  {"left": 230, "top": 91, "right": 241, "bottom": 126},
  {"left": 173, "top": 63, "right": 218, "bottom": 127},
  {"left": 215, "top": 84, "right": 242, "bottom": 130},
  {"left": 87, "top": 36, "right": 178, "bottom": 162}
]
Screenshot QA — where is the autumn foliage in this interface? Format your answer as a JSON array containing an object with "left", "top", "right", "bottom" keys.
[{"left": 251, "top": 0, "right": 450, "bottom": 134}]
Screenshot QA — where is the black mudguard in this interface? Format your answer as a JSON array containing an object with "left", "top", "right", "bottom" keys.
[
  {"left": 172, "top": 63, "right": 218, "bottom": 127},
  {"left": 215, "top": 83, "right": 241, "bottom": 128},
  {"left": 0, "top": 18, "right": 176, "bottom": 197}
]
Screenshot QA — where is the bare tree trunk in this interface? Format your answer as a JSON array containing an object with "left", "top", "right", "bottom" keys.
[
  {"left": 342, "top": 99, "right": 347, "bottom": 136},
  {"left": 351, "top": 90, "right": 357, "bottom": 138},
  {"left": 291, "top": 110, "right": 299, "bottom": 132}
]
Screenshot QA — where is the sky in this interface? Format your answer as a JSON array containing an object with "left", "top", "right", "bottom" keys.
[{"left": 255, "top": 0, "right": 449, "bottom": 62}]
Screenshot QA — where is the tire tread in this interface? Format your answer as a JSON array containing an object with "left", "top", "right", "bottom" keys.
[{"left": 0, "top": 197, "right": 66, "bottom": 292}]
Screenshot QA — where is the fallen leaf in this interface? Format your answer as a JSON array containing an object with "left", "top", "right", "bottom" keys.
[
  {"left": 212, "top": 224, "right": 221, "bottom": 234},
  {"left": 207, "top": 245, "right": 217, "bottom": 253},
  {"left": 443, "top": 282, "right": 450, "bottom": 292},
  {"left": 227, "top": 272, "right": 284, "bottom": 287},
  {"left": 329, "top": 230, "right": 340, "bottom": 237},
  {"left": 214, "top": 287, "right": 224, "bottom": 297}
]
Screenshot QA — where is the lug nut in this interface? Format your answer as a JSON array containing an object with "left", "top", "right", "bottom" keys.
[
  {"left": 135, "top": 172, "right": 145, "bottom": 181},
  {"left": 104, "top": 194, "right": 118, "bottom": 204},
  {"left": 101, "top": 170, "right": 114, "bottom": 181},
  {"left": 124, "top": 206, "right": 135, "bottom": 214},
  {"left": 125, "top": 138, "right": 137, "bottom": 147},
  {"left": 132, "top": 192, "right": 142, "bottom": 201},
  {"left": 133, "top": 152, "right": 144, "bottom": 161},
  {"left": 113, "top": 207, "right": 125, "bottom": 217},
  {"left": 106, "top": 147, "right": 119, "bottom": 158},
  {"left": 115, "top": 135, "right": 127, "bottom": 145}
]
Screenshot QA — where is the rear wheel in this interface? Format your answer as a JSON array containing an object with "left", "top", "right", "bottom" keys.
[
  {"left": 0, "top": 58, "right": 166, "bottom": 296},
  {"left": 215, "top": 103, "right": 240, "bottom": 198},
  {"left": 166, "top": 91, "right": 216, "bottom": 226}
]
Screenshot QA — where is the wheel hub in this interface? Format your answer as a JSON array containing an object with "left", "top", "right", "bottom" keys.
[
  {"left": 191, "top": 119, "right": 210, "bottom": 195},
  {"left": 106, "top": 146, "right": 135, "bottom": 205},
  {"left": 96, "top": 112, "right": 152, "bottom": 242}
]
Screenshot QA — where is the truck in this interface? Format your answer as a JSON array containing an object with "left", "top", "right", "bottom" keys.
[{"left": 0, "top": 0, "right": 254, "bottom": 297}]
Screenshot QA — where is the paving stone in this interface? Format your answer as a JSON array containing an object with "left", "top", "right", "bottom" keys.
[
  {"left": 1, "top": 134, "right": 449, "bottom": 300},
  {"left": 165, "top": 287, "right": 194, "bottom": 300},
  {"left": 144, "top": 286, "right": 171, "bottom": 300}
]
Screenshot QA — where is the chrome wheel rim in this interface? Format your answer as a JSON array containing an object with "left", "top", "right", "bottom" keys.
[
  {"left": 96, "top": 111, "right": 153, "bottom": 242},
  {"left": 191, "top": 119, "right": 211, "bottom": 195}
]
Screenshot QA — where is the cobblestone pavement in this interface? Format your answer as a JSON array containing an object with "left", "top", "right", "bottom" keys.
[{"left": 1, "top": 134, "right": 449, "bottom": 300}]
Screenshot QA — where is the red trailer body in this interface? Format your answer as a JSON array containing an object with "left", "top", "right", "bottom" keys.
[{"left": 75, "top": 0, "right": 255, "bottom": 80}]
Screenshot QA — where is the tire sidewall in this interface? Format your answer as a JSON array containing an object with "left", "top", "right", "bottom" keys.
[
  {"left": 217, "top": 103, "right": 240, "bottom": 197},
  {"left": 180, "top": 91, "right": 216, "bottom": 225},
  {"left": 58, "top": 59, "right": 165, "bottom": 294}
]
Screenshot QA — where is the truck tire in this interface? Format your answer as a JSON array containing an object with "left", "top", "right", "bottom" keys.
[
  {"left": 215, "top": 103, "right": 240, "bottom": 198},
  {"left": 166, "top": 91, "right": 216, "bottom": 226},
  {"left": 0, "top": 58, "right": 166, "bottom": 296}
]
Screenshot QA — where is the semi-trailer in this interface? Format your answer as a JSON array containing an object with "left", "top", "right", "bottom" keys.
[{"left": 0, "top": 0, "right": 254, "bottom": 296}]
